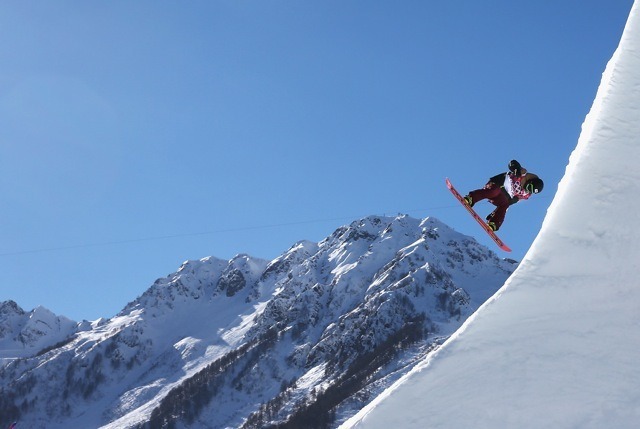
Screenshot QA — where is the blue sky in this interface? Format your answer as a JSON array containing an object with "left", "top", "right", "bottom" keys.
[{"left": 0, "top": 1, "right": 633, "bottom": 321}]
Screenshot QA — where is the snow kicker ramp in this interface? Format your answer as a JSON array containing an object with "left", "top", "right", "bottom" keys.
[{"left": 342, "top": 2, "right": 640, "bottom": 429}]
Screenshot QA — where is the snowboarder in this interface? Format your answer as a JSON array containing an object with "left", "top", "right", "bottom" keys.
[{"left": 463, "top": 160, "right": 543, "bottom": 231}]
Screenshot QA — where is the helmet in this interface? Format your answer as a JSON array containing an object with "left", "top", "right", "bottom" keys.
[{"left": 525, "top": 178, "right": 544, "bottom": 194}]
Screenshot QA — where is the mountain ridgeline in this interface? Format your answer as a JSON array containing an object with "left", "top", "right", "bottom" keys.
[{"left": 0, "top": 215, "right": 515, "bottom": 428}]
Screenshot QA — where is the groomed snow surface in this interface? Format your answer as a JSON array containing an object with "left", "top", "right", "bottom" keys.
[{"left": 342, "top": 1, "right": 640, "bottom": 428}]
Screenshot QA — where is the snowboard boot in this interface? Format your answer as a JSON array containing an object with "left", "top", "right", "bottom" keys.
[
  {"left": 463, "top": 195, "right": 474, "bottom": 207},
  {"left": 487, "top": 221, "right": 498, "bottom": 232}
]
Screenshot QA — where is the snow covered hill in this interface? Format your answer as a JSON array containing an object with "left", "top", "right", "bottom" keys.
[
  {"left": 0, "top": 300, "right": 77, "bottom": 364},
  {"left": 0, "top": 215, "right": 514, "bottom": 428},
  {"left": 342, "top": 2, "right": 640, "bottom": 429}
]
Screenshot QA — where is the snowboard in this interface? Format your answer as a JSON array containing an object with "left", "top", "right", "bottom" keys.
[{"left": 445, "top": 178, "right": 512, "bottom": 252}]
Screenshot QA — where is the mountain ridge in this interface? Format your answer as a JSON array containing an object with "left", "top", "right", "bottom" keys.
[
  {"left": 0, "top": 300, "right": 77, "bottom": 363},
  {"left": 0, "top": 215, "right": 515, "bottom": 428}
]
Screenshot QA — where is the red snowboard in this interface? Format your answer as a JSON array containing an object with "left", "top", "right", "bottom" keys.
[{"left": 446, "top": 178, "right": 511, "bottom": 252}]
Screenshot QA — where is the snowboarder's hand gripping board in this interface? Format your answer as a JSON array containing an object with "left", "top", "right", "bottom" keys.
[{"left": 446, "top": 178, "right": 512, "bottom": 252}]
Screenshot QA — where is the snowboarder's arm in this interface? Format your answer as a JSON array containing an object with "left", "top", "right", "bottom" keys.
[
  {"left": 488, "top": 173, "right": 506, "bottom": 187},
  {"left": 508, "top": 160, "right": 523, "bottom": 176}
]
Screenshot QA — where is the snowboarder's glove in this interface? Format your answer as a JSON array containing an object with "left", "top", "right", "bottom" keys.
[
  {"left": 508, "top": 160, "right": 522, "bottom": 176},
  {"left": 509, "top": 196, "right": 519, "bottom": 205}
]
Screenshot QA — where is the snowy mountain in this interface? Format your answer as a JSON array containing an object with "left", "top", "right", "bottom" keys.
[
  {"left": 0, "top": 300, "right": 77, "bottom": 364},
  {"left": 342, "top": 2, "right": 640, "bottom": 429},
  {"left": 0, "top": 215, "right": 514, "bottom": 428}
]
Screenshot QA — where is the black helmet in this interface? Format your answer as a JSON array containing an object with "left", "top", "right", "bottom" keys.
[{"left": 525, "top": 178, "right": 544, "bottom": 194}]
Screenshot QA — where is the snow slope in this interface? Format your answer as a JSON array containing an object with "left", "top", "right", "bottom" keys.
[{"left": 342, "top": 2, "right": 640, "bottom": 428}]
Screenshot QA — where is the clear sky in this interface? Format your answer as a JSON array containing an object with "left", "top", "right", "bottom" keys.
[{"left": 0, "top": 1, "right": 633, "bottom": 321}]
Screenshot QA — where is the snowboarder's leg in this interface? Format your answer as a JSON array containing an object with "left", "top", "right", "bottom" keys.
[
  {"left": 483, "top": 187, "right": 511, "bottom": 231},
  {"left": 468, "top": 185, "right": 502, "bottom": 205},
  {"left": 486, "top": 201, "right": 509, "bottom": 230}
]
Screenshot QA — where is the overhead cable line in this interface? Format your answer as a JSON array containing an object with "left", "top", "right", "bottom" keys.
[{"left": 0, "top": 205, "right": 459, "bottom": 257}]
